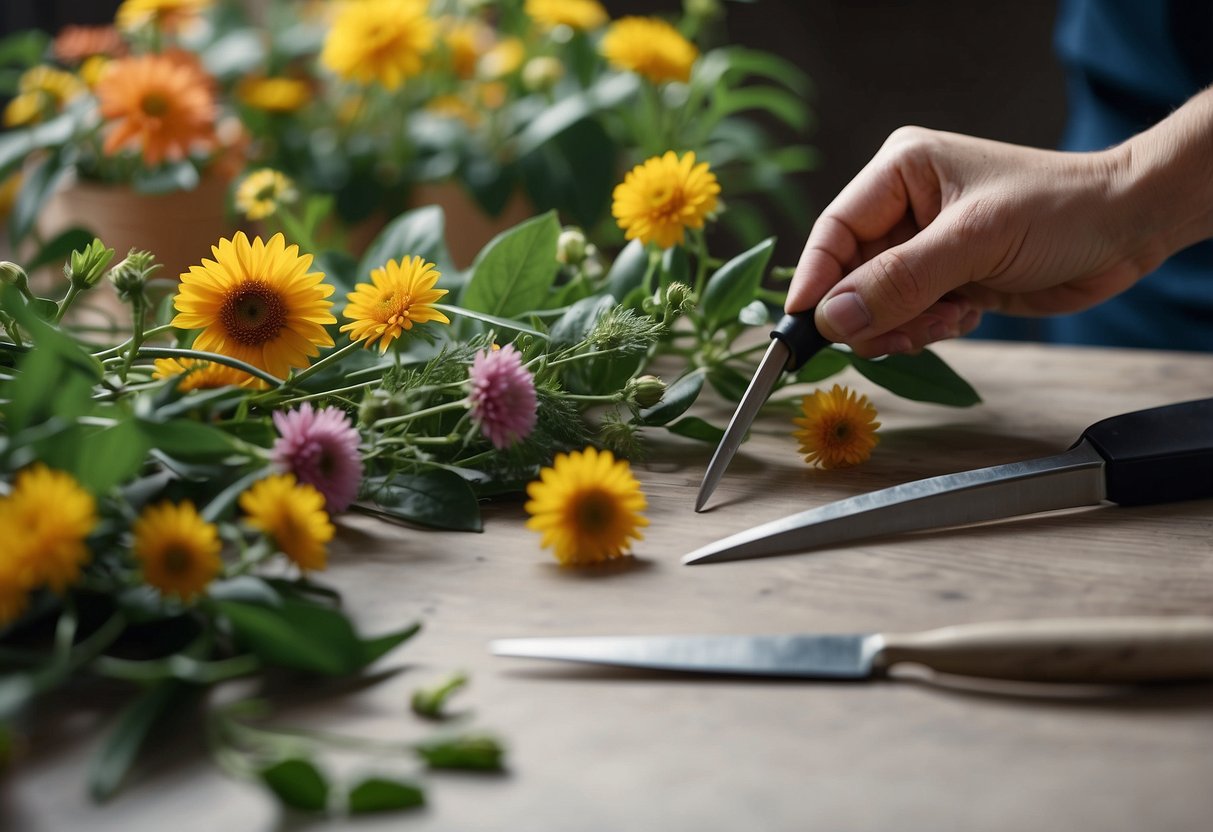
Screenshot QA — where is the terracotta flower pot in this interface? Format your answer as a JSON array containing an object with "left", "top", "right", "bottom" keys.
[{"left": 408, "top": 181, "right": 533, "bottom": 269}]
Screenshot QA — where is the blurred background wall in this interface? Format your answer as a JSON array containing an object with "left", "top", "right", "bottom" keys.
[{"left": 2, "top": 0, "right": 1067, "bottom": 264}]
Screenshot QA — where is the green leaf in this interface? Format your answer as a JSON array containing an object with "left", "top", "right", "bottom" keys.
[
  {"left": 358, "top": 204, "right": 457, "bottom": 284},
  {"left": 707, "top": 364, "right": 752, "bottom": 402},
  {"left": 9, "top": 148, "right": 70, "bottom": 243},
  {"left": 604, "top": 239, "right": 649, "bottom": 300},
  {"left": 846, "top": 349, "right": 981, "bottom": 407},
  {"left": 513, "top": 73, "right": 639, "bottom": 157},
  {"left": 795, "top": 347, "right": 850, "bottom": 383},
  {"left": 359, "top": 470, "right": 483, "bottom": 532},
  {"left": 713, "top": 87, "right": 811, "bottom": 131},
  {"left": 0, "top": 30, "right": 51, "bottom": 68},
  {"left": 217, "top": 598, "right": 360, "bottom": 676},
  {"left": 347, "top": 777, "right": 426, "bottom": 814},
  {"left": 548, "top": 294, "right": 615, "bottom": 347},
  {"left": 459, "top": 211, "right": 560, "bottom": 318},
  {"left": 701, "top": 238, "right": 775, "bottom": 332},
  {"left": 721, "top": 47, "right": 813, "bottom": 95},
  {"left": 434, "top": 303, "right": 546, "bottom": 339},
  {"left": 138, "top": 418, "right": 244, "bottom": 461},
  {"left": 640, "top": 371, "right": 704, "bottom": 426},
  {"left": 132, "top": 162, "right": 200, "bottom": 195},
  {"left": 661, "top": 244, "right": 690, "bottom": 288},
  {"left": 519, "top": 117, "right": 616, "bottom": 229},
  {"left": 0, "top": 107, "right": 82, "bottom": 180},
  {"left": 665, "top": 416, "right": 725, "bottom": 443},
  {"left": 259, "top": 758, "right": 329, "bottom": 813},
  {"left": 74, "top": 420, "right": 150, "bottom": 496},
  {"left": 738, "top": 299, "right": 770, "bottom": 327},
  {"left": 90, "top": 680, "right": 193, "bottom": 803},
  {"left": 359, "top": 621, "right": 422, "bottom": 667},
  {"left": 24, "top": 227, "right": 96, "bottom": 274}
]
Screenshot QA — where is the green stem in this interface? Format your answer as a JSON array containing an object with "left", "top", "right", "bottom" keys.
[
  {"left": 691, "top": 228, "right": 710, "bottom": 301},
  {"left": 564, "top": 393, "right": 623, "bottom": 404},
  {"left": 93, "top": 323, "right": 175, "bottom": 359},
  {"left": 53, "top": 284, "right": 83, "bottom": 325},
  {"left": 372, "top": 398, "right": 468, "bottom": 430},
  {"left": 133, "top": 347, "right": 284, "bottom": 387},
  {"left": 119, "top": 297, "right": 146, "bottom": 382},
  {"left": 283, "top": 340, "right": 363, "bottom": 389},
  {"left": 92, "top": 653, "right": 261, "bottom": 685}
]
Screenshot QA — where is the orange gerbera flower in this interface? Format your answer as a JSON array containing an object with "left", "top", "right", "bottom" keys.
[
  {"left": 96, "top": 53, "right": 217, "bottom": 166},
  {"left": 52, "top": 24, "right": 125, "bottom": 63}
]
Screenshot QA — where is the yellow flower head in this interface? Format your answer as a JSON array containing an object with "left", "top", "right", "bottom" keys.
[
  {"left": 116, "top": 0, "right": 211, "bottom": 33},
  {"left": 96, "top": 53, "right": 218, "bottom": 166},
  {"left": 3, "top": 94, "right": 44, "bottom": 128},
  {"left": 2, "top": 464, "right": 96, "bottom": 593},
  {"left": 234, "top": 168, "right": 298, "bottom": 221},
  {"left": 341, "top": 256, "right": 450, "bottom": 353},
  {"left": 525, "top": 447, "right": 648, "bottom": 566},
  {"left": 133, "top": 500, "right": 223, "bottom": 601},
  {"left": 612, "top": 150, "right": 720, "bottom": 249},
  {"left": 152, "top": 357, "right": 262, "bottom": 391},
  {"left": 479, "top": 37, "right": 525, "bottom": 79},
  {"left": 525, "top": 0, "right": 608, "bottom": 32},
  {"left": 172, "top": 232, "right": 336, "bottom": 379},
  {"left": 426, "top": 94, "right": 480, "bottom": 126},
  {"left": 239, "top": 473, "right": 334, "bottom": 572},
  {"left": 601, "top": 16, "right": 698, "bottom": 84},
  {"left": 792, "top": 384, "right": 881, "bottom": 469},
  {"left": 3, "top": 65, "right": 87, "bottom": 126},
  {"left": 236, "top": 76, "right": 313, "bottom": 113},
  {"left": 321, "top": 0, "right": 436, "bottom": 91},
  {"left": 79, "top": 55, "right": 111, "bottom": 88}
]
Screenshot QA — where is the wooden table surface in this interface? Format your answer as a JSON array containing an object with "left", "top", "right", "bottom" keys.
[{"left": 6, "top": 340, "right": 1213, "bottom": 832}]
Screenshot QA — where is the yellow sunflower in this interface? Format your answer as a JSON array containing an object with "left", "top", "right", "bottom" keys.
[
  {"left": 236, "top": 76, "right": 312, "bottom": 113},
  {"left": 95, "top": 53, "right": 217, "bottom": 166},
  {"left": 133, "top": 501, "right": 223, "bottom": 601},
  {"left": 341, "top": 256, "right": 450, "bottom": 353},
  {"left": 115, "top": 0, "right": 211, "bottom": 33},
  {"left": 234, "top": 168, "right": 297, "bottom": 221},
  {"left": 152, "top": 357, "right": 262, "bottom": 391},
  {"left": 239, "top": 473, "right": 334, "bottom": 572},
  {"left": 792, "top": 384, "right": 881, "bottom": 469},
  {"left": 321, "top": 0, "right": 436, "bottom": 91},
  {"left": 601, "top": 16, "right": 698, "bottom": 84},
  {"left": 172, "top": 232, "right": 336, "bottom": 379},
  {"left": 525, "top": 447, "right": 648, "bottom": 566},
  {"left": 525, "top": 0, "right": 608, "bottom": 32},
  {"left": 612, "top": 150, "right": 720, "bottom": 249},
  {"left": 2, "top": 464, "right": 97, "bottom": 593}
]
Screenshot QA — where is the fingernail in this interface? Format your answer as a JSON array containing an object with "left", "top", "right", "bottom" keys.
[{"left": 820, "top": 292, "right": 871, "bottom": 338}]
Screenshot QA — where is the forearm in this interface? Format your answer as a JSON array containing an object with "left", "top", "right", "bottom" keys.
[{"left": 1114, "top": 85, "right": 1213, "bottom": 264}]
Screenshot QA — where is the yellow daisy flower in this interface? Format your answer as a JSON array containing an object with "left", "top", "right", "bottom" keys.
[
  {"left": 3, "top": 65, "right": 87, "bottom": 126},
  {"left": 234, "top": 168, "right": 297, "bottom": 221},
  {"left": 525, "top": 0, "right": 608, "bottom": 32},
  {"left": 236, "top": 76, "right": 312, "bottom": 113},
  {"left": 152, "top": 357, "right": 261, "bottom": 391},
  {"left": 239, "top": 473, "right": 334, "bottom": 572},
  {"left": 479, "top": 37, "right": 525, "bottom": 79},
  {"left": 79, "top": 55, "right": 111, "bottom": 88},
  {"left": 115, "top": 0, "right": 211, "bottom": 33},
  {"left": 2, "top": 464, "right": 96, "bottom": 593},
  {"left": 601, "top": 16, "right": 698, "bottom": 84},
  {"left": 792, "top": 384, "right": 881, "bottom": 469},
  {"left": 612, "top": 150, "right": 720, "bottom": 249},
  {"left": 341, "top": 256, "right": 450, "bottom": 353},
  {"left": 172, "top": 232, "right": 336, "bottom": 379},
  {"left": 321, "top": 0, "right": 436, "bottom": 91},
  {"left": 3, "top": 93, "right": 44, "bottom": 127},
  {"left": 133, "top": 501, "right": 223, "bottom": 601},
  {"left": 525, "top": 447, "right": 648, "bottom": 566}
]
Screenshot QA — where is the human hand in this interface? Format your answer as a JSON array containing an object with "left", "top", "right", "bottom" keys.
[{"left": 786, "top": 126, "right": 1165, "bottom": 357}]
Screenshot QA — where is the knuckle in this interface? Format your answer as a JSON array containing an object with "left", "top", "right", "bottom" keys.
[{"left": 869, "top": 248, "right": 930, "bottom": 313}]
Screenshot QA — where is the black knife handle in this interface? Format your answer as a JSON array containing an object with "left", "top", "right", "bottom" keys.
[
  {"left": 1080, "top": 397, "right": 1213, "bottom": 505},
  {"left": 771, "top": 312, "right": 831, "bottom": 371}
]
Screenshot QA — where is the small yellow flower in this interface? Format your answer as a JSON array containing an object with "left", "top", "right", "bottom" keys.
[
  {"left": 3, "top": 65, "right": 87, "bottom": 126},
  {"left": 3, "top": 93, "right": 44, "bottom": 127},
  {"left": 792, "top": 384, "right": 881, "bottom": 469},
  {"left": 115, "top": 0, "right": 211, "bottom": 33},
  {"left": 525, "top": 447, "right": 648, "bottom": 566},
  {"left": 239, "top": 473, "right": 334, "bottom": 572},
  {"left": 133, "top": 501, "right": 223, "bottom": 601},
  {"left": 479, "top": 37, "right": 525, "bottom": 79},
  {"left": 79, "top": 55, "right": 111, "bottom": 88},
  {"left": 2, "top": 465, "right": 96, "bottom": 593},
  {"left": 341, "top": 256, "right": 450, "bottom": 353},
  {"left": 234, "top": 168, "right": 297, "bottom": 221},
  {"left": 612, "top": 150, "right": 720, "bottom": 249},
  {"left": 525, "top": 0, "right": 608, "bottom": 32},
  {"left": 601, "top": 16, "right": 698, "bottom": 84},
  {"left": 321, "top": 0, "right": 436, "bottom": 91},
  {"left": 172, "top": 232, "right": 336, "bottom": 379},
  {"left": 236, "top": 76, "right": 312, "bottom": 113},
  {"left": 152, "top": 357, "right": 261, "bottom": 391}
]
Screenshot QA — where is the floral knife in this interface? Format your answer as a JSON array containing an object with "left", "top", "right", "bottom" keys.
[
  {"left": 695, "top": 311, "right": 831, "bottom": 511},
  {"left": 684, "top": 396, "right": 1213, "bottom": 564}
]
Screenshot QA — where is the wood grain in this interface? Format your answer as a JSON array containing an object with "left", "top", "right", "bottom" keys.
[{"left": 6, "top": 340, "right": 1213, "bottom": 832}]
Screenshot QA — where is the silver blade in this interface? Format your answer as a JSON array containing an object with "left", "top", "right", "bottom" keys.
[
  {"left": 683, "top": 439, "right": 1108, "bottom": 565},
  {"left": 490, "top": 633, "right": 882, "bottom": 679},
  {"left": 695, "top": 338, "right": 791, "bottom": 512}
]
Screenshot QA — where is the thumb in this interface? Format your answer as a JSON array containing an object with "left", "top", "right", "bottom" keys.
[{"left": 813, "top": 218, "right": 981, "bottom": 344}]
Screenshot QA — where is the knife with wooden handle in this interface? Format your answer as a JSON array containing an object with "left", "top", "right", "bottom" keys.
[{"left": 492, "top": 616, "right": 1213, "bottom": 683}]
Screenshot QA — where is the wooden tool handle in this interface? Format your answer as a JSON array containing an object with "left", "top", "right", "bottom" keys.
[{"left": 876, "top": 617, "right": 1213, "bottom": 683}]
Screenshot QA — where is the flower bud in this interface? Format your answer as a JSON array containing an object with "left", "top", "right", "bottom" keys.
[
  {"left": 107, "top": 249, "right": 160, "bottom": 303},
  {"left": 556, "top": 227, "right": 588, "bottom": 266},
  {"left": 664, "top": 281, "right": 695, "bottom": 313},
  {"left": 0, "top": 261, "right": 31, "bottom": 296},
  {"left": 65, "top": 238, "right": 116, "bottom": 291},
  {"left": 627, "top": 374, "right": 667, "bottom": 409},
  {"left": 522, "top": 56, "right": 564, "bottom": 93}
]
